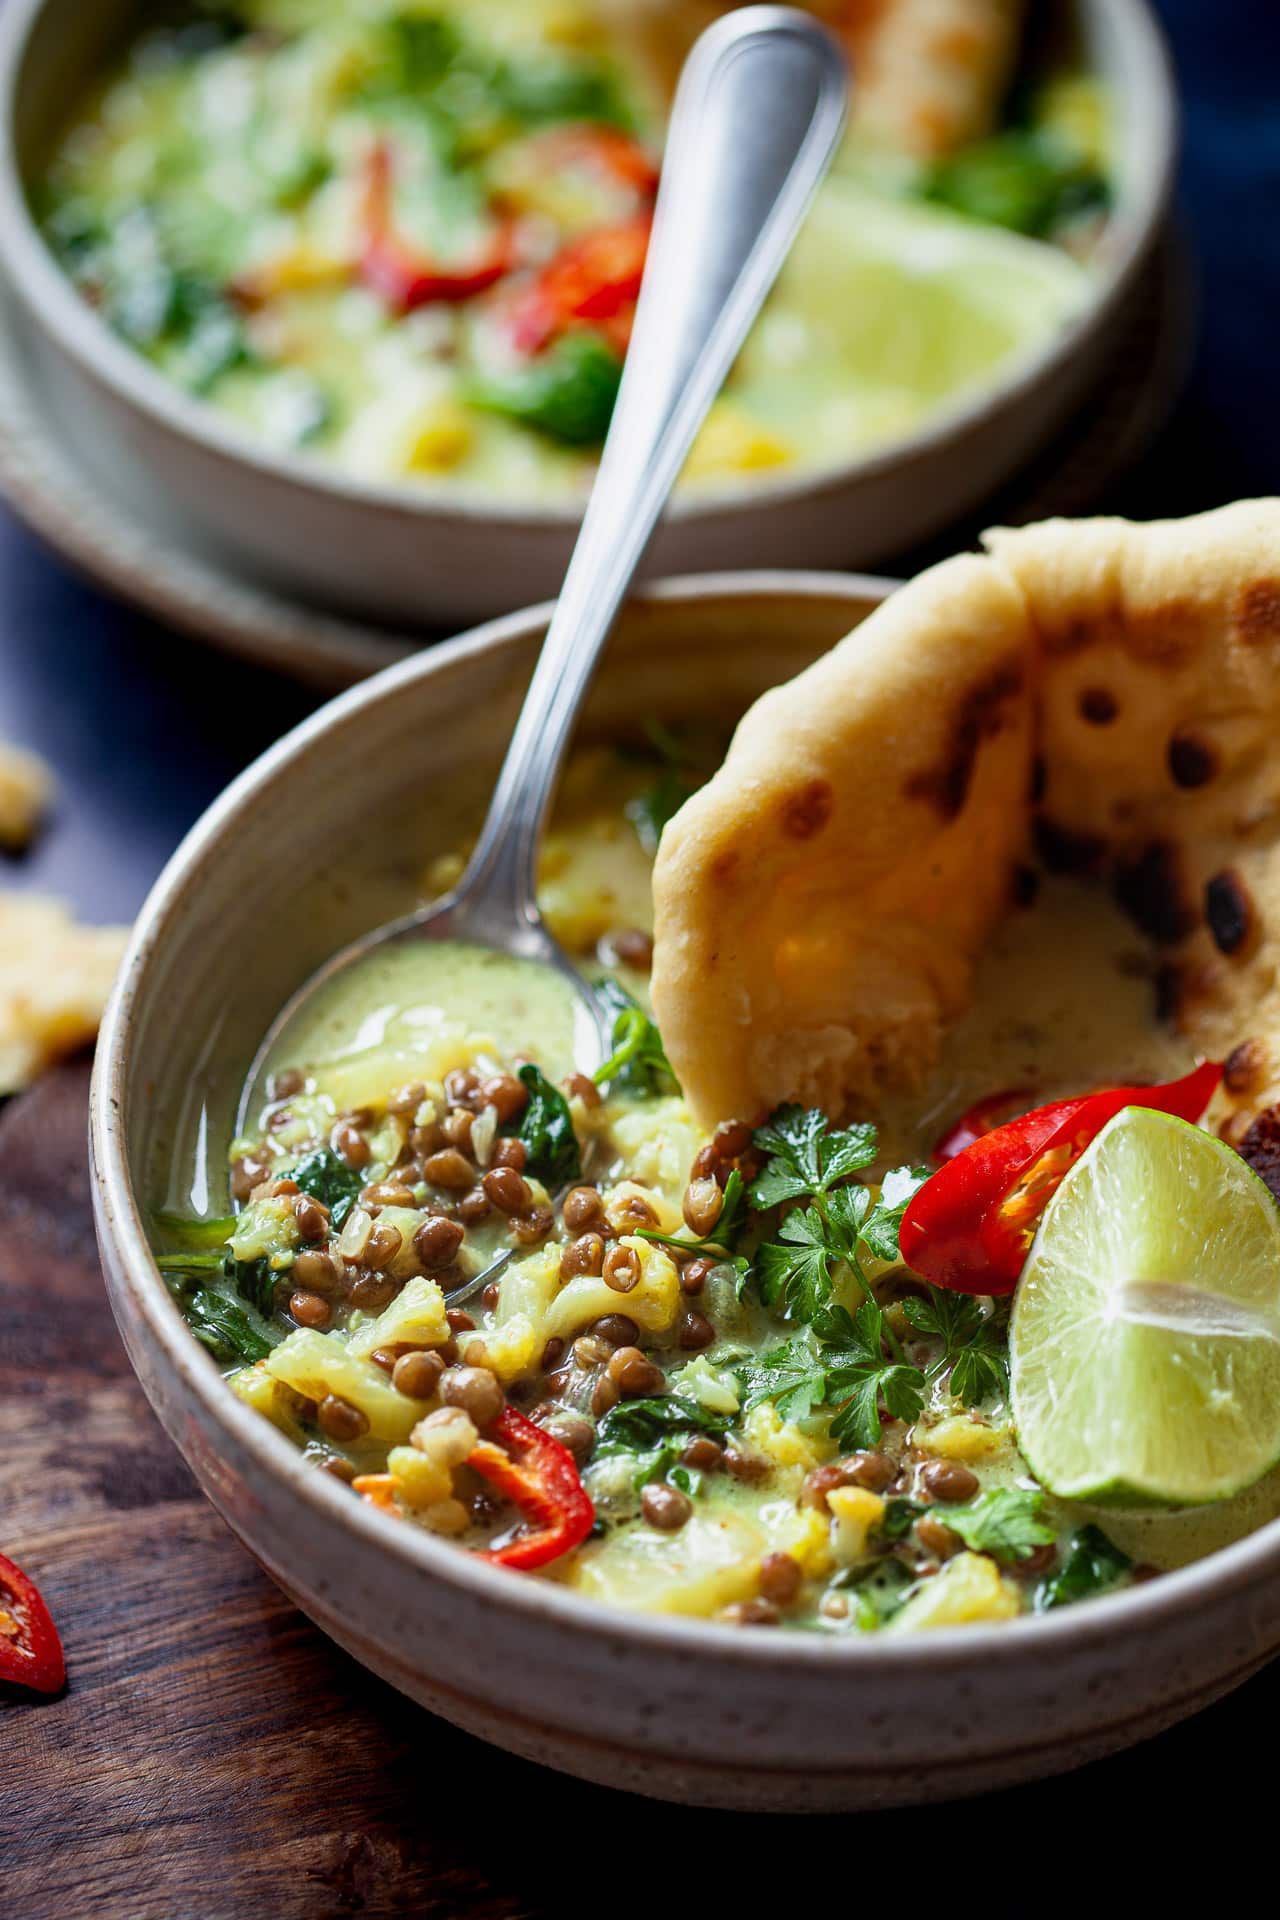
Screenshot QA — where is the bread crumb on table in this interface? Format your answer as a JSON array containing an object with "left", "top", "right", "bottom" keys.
[
  {"left": 0, "top": 743, "right": 55, "bottom": 852},
  {"left": 0, "top": 894, "right": 129, "bottom": 1094}
]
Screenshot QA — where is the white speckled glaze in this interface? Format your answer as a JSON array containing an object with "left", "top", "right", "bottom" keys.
[
  {"left": 0, "top": 0, "right": 1176, "bottom": 626},
  {"left": 91, "top": 577, "right": 1280, "bottom": 1810}
]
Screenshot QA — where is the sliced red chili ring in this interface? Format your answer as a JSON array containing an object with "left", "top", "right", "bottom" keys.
[
  {"left": 468, "top": 1405, "right": 595, "bottom": 1571},
  {"left": 0, "top": 1551, "right": 65, "bottom": 1695},
  {"left": 933, "top": 1087, "right": 1037, "bottom": 1162},
  {"left": 900, "top": 1060, "right": 1223, "bottom": 1296},
  {"left": 359, "top": 141, "right": 516, "bottom": 311}
]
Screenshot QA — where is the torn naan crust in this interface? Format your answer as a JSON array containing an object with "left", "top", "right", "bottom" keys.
[
  {"left": 652, "top": 499, "right": 1280, "bottom": 1130},
  {"left": 606, "top": 1, "right": 1023, "bottom": 157}
]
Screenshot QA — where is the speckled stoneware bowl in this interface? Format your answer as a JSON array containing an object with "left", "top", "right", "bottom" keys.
[
  {"left": 90, "top": 575, "right": 1280, "bottom": 1812},
  {"left": 0, "top": 0, "right": 1176, "bottom": 626}
]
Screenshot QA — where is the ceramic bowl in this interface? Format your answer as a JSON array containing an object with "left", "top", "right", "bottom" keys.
[
  {"left": 0, "top": 0, "right": 1176, "bottom": 627},
  {"left": 90, "top": 574, "right": 1280, "bottom": 1812}
]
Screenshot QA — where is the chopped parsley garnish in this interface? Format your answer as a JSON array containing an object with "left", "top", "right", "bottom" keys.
[
  {"left": 289, "top": 1147, "right": 363, "bottom": 1231},
  {"left": 1035, "top": 1525, "right": 1130, "bottom": 1611},
  {"left": 593, "top": 980, "right": 679, "bottom": 1098},
  {"left": 637, "top": 1168, "right": 747, "bottom": 1270},
  {"left": 737, "top": 1301, "right": 925, "bottom": 1449},
  {"left": 748, "top": 1105, "right": 928, "bottom": 1320},
  {"left": 901, "top": 1286, "right": 1009, "bottom": 1407},
  {"left": 940, "top": 1488, "right": 1056, "bottom": 1563},
  {"left": 878, "top": 1497, "right": 924, "bottom": 1541},
  {"left": 503, "top": 1064, "right": 581, "bottom": 1188}
]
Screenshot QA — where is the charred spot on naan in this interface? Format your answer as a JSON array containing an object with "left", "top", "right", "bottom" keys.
[
  {"left": 1238, "top": 1104, "right": 1280, "bottom": 1201},
  {"left": 1234, "top": 579, "right": 1280, "bottom": 645},
  {"left": 1168, "top": 731, "right": 1220, "bottom": 789},
  {"left": 779, "top": 779, "right": 834, "bottom": 841},
  {"left": 1113, "top": 841, "right": 1197, "bottom": 947},
  {"left": 905, "top": 660, "right": 1024, "bottom": 821},
  {"left": 1205, "top": 868, "right": 1257, "bottom": 959}
]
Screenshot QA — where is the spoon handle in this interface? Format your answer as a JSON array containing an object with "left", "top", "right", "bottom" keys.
[{"left": 453, "top": 5, "right": 847, "bottom": 946}]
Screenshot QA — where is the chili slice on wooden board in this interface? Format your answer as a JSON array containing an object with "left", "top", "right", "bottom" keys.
[
  {"left": 0, "top": 1551, "right": 65, "bottom": 1695},
  {"left": 901, "top": 1060, "right": 1223, "bottom": 1296},
  {"left": 468, "top": 1406, "right": 595, "bottom": 1570}
]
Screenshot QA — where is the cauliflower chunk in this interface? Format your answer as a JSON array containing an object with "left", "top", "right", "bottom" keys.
[
  {"left": 346, "top": 1275, "right": 450, "bottom": 1360},
  {"left": 827, "top": 1486, "right": 886, "bottom": 1567},
  {"left": 889, "top": 1552, "right": 1022, "bottom": 1631},
  {"left": 541, "top": 1237, "right": 680, "bottom": 1344},
  {"left": 265, "top": 1329, "right": 422, "bottom": 1444},
  {"left": 568, "top": 1512, "right": 766, "bottom": 1616},
  {"left": 917, "top": 1415, "right": 1006, "bottom": 1463}
]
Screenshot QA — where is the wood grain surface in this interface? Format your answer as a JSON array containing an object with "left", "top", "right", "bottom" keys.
[{"left": 2, "top": 1061, "right": 1277, "bottom": 1917}]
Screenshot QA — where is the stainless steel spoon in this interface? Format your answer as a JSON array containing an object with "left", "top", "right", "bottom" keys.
[{"left": 241, "top": 8, "right": 847, "bottom": 1141}]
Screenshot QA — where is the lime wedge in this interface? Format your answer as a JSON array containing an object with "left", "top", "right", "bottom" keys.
[{"left": 1010, "top": 1108, "right": 1280, "bottom": 1508}]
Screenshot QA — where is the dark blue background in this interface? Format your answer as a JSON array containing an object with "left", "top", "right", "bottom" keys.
[{"left": 2, "top": 0, "right": 1277, "bottom": 1846}]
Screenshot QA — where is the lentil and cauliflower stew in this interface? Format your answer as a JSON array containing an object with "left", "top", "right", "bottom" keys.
[{"left": 155, "top": 503, "right": 1280, "bottom": 1639}]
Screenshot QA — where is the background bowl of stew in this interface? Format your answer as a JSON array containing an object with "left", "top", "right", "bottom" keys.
[
  {"left": 90, "top": 572, "right": 1280, "bottom": 1811},
  {"left": 0, "top": 0, "right": 1175, "bottom": 627}
]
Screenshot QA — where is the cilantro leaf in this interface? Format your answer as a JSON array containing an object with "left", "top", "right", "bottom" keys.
[
  {"left": 504, "top": 1064, "right": 581, "bottom": 1188},
  {"left": 902, "top": 1286, "right": 1009, "bottom": 1407},
  {"left": 941, "top": 1488, "right": 1056, "bottom": 1563},
  {"left": 756, "top": 1205, "right": 834, "bottom": 1321},
  {"left": 290, "top": 1147, "right": 363, "bottom": 1231},
  {"left": 751, "top": 1104, "right": 877, "bottom": 1209},
  {"left": 859, "top": 1164, "right": 931, "bottom": 1263},
  {"left": 592, "top": 979, "right": 679, "bottom": 1098},
  {"left": 824, "top": 1301, "right": 926, "bottom": 1449},
  {"left": 638, "top": 1168, "right": 746, "bottom": 1260},
  {"left": 1035, "top": 1525, "right": 1130, "bottom": 1611},
  {"left": 736, "top": 1339, "right": 829, "bottom": 1423}
]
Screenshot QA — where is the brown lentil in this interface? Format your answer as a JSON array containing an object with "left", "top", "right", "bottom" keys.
[
  {"left": 758, "top": 1552, "right": 802, "bottom": 1606},
  {"left": 332, "top": 1121, "right": 371, "bottom": 1170},
  {"left": 392, "top": 1349, "right": 446, "bottom": 1400},
  {"left": 919, "top": 1458, "right": 979, "bottom": 1503},
  {"left": 611, "top": 1192, "right": 658, "bottom": 1230},
  {"left": 268, "top": 1066, "right": 305, "bottom": 1101},
  {"left": 590, "top": 1313, "right": 640, "bottom": 1348},
  {"left": 680, "top": 1255, "right": 715, "bottom": 1296},
  {"left": 292, "top": 1193, "right": 330, "bottom": 1242},
  {"left": 540, "top": 1337, "right": 566, "bottom": 1372},
  {"left": 368, "top": 1348, "right": 398, "bottom": 1373},
  {"left": 362, "top": 1181, "right": 416, "bottom": 1209},
  {"left": 445, "top": 1067, "right": 481, "bottom": 1106},
  {"left": 347, "top": 1270, "right": 398, "bottom": 1311},
  {"left": 423, "top": 1148, "right": 475, "bottom": 1191},
  {"left": 292, "top": 1247, "right": 340, "bottom": 1294},
  {"left": 440, "top": 1364, "right": 504, "bottom": 1428},
  {"left": 641, "top": 1482, "right": 693, "bottom": 1531},
  {"left": 490, "top": 1137, "right": 527, "bottom": 1171},
  {"left": 607, "top": 1346, "right": 665, "bottom": 1396},
  {"left": 410, "top": 1119, "right": 445, "bottom": 1158},
  {"left": 456, "top": 1187, "right": 492, "bottom": 1226},
  {"left": 723, "top": 1448, "right": 770, "bottom": 1486},
  {"left": 387, "top": 1080, "right": 427, "bottom": 1116},
  {"left": 590, "top": 1375, "right": 621, "bottom": 1418},
  {"left": 722, "top": 1598, "right": 780, "bottom": 1627},
  {"left": 446, "top": 1308, "right": 476, "bottom": 1333},
  {"left": 482, "top": 1073, "right": 528, "bottom": 1122},
  {"left": 481, "top": 1281, "right": 502, "bottom": 1312},
  {"left": 915, "top": 1514, "right": 963, "bottom": 1559},
  {"left": 563, "top": 1185, "right": 604, "bottom": 1231},
  {"left": 560, "top": 1233, "right": 605, "bottom": 1280},
  {"left": 542, "top": 1410, "right": 594, "bottom": 1464},
  {"left": 442, "top": 1107, "right": 475, "bottom": 1152},
  {"left": 321, "top": 1456, "right": 357, "bottom": 1485},
  {"left": 483, "top": 1165, "right": 532, "bottom": 1215},
  {"left": 1019, "top": 1542, "right": 1058, "bottom": 1578},
  {"left": 318, "top": 1394, "right": 369, "bottom": 1443},
  {"left": 680, "top": 1436, "right": 723, "bottom": 1472},
  {"left": 682, "top": 1178, "right": 723, "bottom": 1237},
  {"left": 610, "top": 927, "right": 654, "bottom": 970},
  {"left": 563, "top": 1071, "right": 601, "bottom": 1109},
  {"left": 714, "top": 1119, "right": 753, "bottom": 1160},
  {"left": 845, "top": 1451, "right": 896, "bottom": 1493},
  {"left": 603, "top": 1244, "right": 642, "bottom": 1294},
  {"left": 230, "top": 1154, "right": 271, "bottom": 1204},
  {"left": 365, "top": 1224, "right": 404, "bottom": 1269},
  {"left": 289, "top": 1289, "right": 332, "bottom": 1329},
  {"left": 413, "top": 1215, "right": 465, "bottom": 1270},
  {"left": 677, "top": 1309, "right": 715, "bottom": 1352},
  {"left": 510, "top": 1207, "right": 554, "bottom": 1246}
]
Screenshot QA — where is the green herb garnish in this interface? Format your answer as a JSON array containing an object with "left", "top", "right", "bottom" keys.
[
  {"left": 593, "top": 980, "right": 679, "bottom": 1098},
  {"left": 470, "top": 330, "right": 622, "bottom": 446},
  {"left": 738, "top": 1301, "right": 925, "bottom": 1448},
  {"left": 594, "top": 1394, "right": 731, "bottom": 1493},
  {"left": 184, "top": 1288, "right": 273, "bottom": 1365},
  {"left": 505, "top": 1064, "right": 581, "bottom": 1188},
  {"left": 940, "top": 1488, "right": 1056, "bottom": 1563},
  {"left": 901, "top": 1286, "right": 1009, "bottom": 1407},
  {"left": 1035, "top": 1525, "right": 1130, "bottom": 1611},
  {"left": 923, "top": 128, "right": 1109, "bottom": 238},
  {"left": 290, "top": 1148, "right": 364, "bottom": 1232}
]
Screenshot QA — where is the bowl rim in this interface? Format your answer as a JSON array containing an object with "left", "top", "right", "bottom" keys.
[
  {"left": 0, "top": 0, "right": 1177, "bottom": 532},
  {"left": 91, "top": 569, "right": 1280, "bottom": 1674}
]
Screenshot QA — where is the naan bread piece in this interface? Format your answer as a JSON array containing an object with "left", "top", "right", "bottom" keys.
[
  {"left": 652, "top": 499, "right": 1280, "bottom": 1129},
  {"left": 651, "top": 554, "right": 1034, "bottom": 1124},
  {"left": 0, "top": 894, "right": 128, "bottom": 1093},
  {"left": 607, "top": 2, "right": 1023, "bottom": 157}
]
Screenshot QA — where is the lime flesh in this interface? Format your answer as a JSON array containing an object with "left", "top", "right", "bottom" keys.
[{"left": 1010, "top": 1108, "right": 1280, "bottom": 1508}]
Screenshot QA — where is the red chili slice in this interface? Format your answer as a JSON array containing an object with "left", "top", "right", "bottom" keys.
[
  {"left": 933, "top": 1088, "right": 1036, "bottom": 1162},
  {"left": 359, "top": 141, "right": 516, "bottom": 311},
  {"left": 0, "top": 1551, "right": 65, "bottom": 1695},
  {"left": 519, "top": 123, "right": 660, "bottom": 200},
  {"left": 900, "top": 1060, "right": 1223, "bottom": 1296},
  {"left": 505, "top": 214, "right": 652, "bottom": 356},
  {"left": 468, "top": 1405, "right": 595, "bottom": 1571}
]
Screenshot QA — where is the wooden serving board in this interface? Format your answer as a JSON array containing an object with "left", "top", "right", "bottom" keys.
[{"left": 2, "top": 1061, "right": 1276, "bottom": 1916}]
